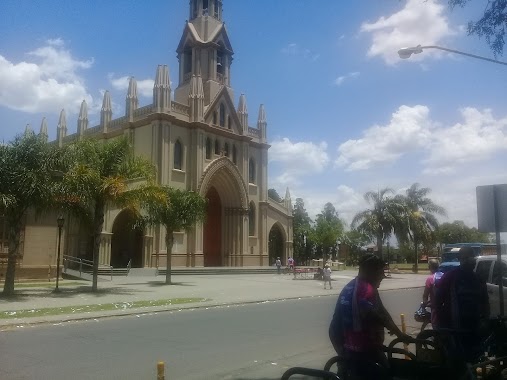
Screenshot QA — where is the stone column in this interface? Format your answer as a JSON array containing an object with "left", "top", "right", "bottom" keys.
[{"left": 99, "top": 232, "right": 112, "bottom": 266}]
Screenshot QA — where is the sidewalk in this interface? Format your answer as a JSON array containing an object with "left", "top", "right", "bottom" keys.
[{"left": 0, "top": 270, "right": 427, "bottom": 329}]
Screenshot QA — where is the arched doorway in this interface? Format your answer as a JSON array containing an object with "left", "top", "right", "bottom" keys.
[
  {"left": 111, "top": 209, "right": 143, "bottom": 268},
  {"left": 268, "top": 224, "right": 285, "bottom": 266},
  {"left": 203, "top": 187, "right": 222, "bottom": 266}
]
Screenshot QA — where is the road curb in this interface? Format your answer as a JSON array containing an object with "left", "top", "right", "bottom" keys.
[{"left": 0, "top": 285, "right": 424, "bottom": 331}]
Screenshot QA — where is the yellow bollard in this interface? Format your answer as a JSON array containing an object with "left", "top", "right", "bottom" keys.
[
  {"left": 400, "top": 313, "right": 409, "bottom": 359},
  {"left": 157, "top": 361, "right": 165, "bottom": 380}
]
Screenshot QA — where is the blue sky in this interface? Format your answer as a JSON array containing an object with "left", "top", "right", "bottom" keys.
[{"left": 1, "top": 0, "right": 506, "bottom": 230}]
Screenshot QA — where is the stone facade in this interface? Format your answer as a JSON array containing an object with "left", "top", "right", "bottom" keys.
[{"left": 0, "top": 0, "right": 293, "bottom": 279}]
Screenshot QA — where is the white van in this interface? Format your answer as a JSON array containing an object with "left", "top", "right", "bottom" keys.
[{"left": 474, "top": 255, "right": 507, "bottom": 317}]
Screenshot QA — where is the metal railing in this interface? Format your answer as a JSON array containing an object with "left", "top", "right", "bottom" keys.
[{"left": 63, "top": 255, "right": 113, "bottom": 280}]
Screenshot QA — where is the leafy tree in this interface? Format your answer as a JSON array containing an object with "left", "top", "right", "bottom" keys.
[
  {"left": 139, "top": 187, "right": 207, "bottom": 285},
  {"left": 60, "top": 137, "right": 156, "bottom": 292},
  {"left": 0, "top": 132, "right": 62, "bottom": 295},
  {"left": 312, "top": 203, "right": 344, "bottom": 262},
  {"left": 395, "top": 183, "right": 446, "bottom": 273},
  {"left": 268, "top": 188, "right": 283, "bottom": 202},
  {"left": 449, "top": 0, "right": 507, "bottom": 57},
  {"left": 435, "top": 220, "right": 493, "bottom": 244},
  {"left": 292, "top": 198, "right": 312, "bottom": 265},
  {"left": 352, "top": 188, "right": 406, "bottom": 257},
  {"left": 342, "top": 229, "right": 369, "bottom": 266}
]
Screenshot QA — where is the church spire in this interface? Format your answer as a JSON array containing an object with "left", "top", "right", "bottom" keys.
[
  {"left": 237, "top": 93, "right": 248, "bottom": 133},
  {"left": 257, "top": 104, "right": 267, "bottom": 142},
  {"left": 77, "top": 100, "right": 88, "bottom": 137},
  {"left": 57, "top": 109, "right": 67, "bottom": 147},
  {"left": 153, "top": 65, "right": 171, "bottom": 113},
  {"left": 190, "top": 0, "right": 223, "bottom": 22},
  {"left": 39, "top": 117, "right": 48, "bottom": 142},
  {"left": 126, "top": 77, "right": 138, "bottom": 120},
  {"left": 100, "top": 90, "right": 112, "bottom": 131}
]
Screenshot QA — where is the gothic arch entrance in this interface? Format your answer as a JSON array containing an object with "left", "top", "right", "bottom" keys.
[
  {"left": 199, "top": 157, "right": 249, "bottom": 267},
  {"left": 111, "top": 209, "right": 143, "bottom": 268},
  {"left": 268, "top": 223, "right": 285, "bottom": 266}
]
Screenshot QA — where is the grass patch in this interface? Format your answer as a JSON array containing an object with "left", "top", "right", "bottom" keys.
[{"left": 0, "top": 298, "right": 207, "bottom": 320}]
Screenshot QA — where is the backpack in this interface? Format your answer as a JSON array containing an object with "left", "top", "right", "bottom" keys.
[{"left": 433, "top": 271, "right": 444, "bottom": 287}]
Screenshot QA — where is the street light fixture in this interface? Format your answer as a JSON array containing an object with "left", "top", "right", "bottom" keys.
[
  {"left": 54, "top": 214, "right": 65, "bottom": 293},
  {"left": 398, "top": 45, "right": 507, "bottom": 66}
]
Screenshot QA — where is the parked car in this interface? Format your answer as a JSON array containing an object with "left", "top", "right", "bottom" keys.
[{"left": 474, "top": 255, "right": 507, "bottom": 317}]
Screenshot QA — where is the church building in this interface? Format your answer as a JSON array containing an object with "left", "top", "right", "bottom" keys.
[{"left": 0, "top": 0, "right": 293, "bottom": 278}]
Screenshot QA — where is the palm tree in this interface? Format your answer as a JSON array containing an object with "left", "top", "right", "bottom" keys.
[
  {"left": 1, "top": 132, "right": 62, "bottom": 295},
  {"left": 139, "top": 187, "right": 207, "bottom": 285},
  {"left": 396, "top": 183, "right": 446, "bottom": 273},
  {"left": 60, "top": 137, "right": 156, "bottom": 291},
  {"left": 352, "top": 188, "right": 407, "bottom": 257}
]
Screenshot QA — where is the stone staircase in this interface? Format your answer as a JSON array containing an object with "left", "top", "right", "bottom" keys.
[{"left": 158, "top": 267, "right": 277, "bottom": 276}]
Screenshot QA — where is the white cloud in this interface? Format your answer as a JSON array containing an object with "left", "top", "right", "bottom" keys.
[
  {"left": 281, "top": 43, "right": 320, "bottom": 62},
  {"left": 109, "top": 75, "right": 155, "bottom": 98},
  {"left": 334, "top": 72, "right": 360, "bottom": 86},
  {"left": 0, "top": 40, "right": 94, "bottom": 113},
  {"left": 336, "top": 105, "right": 433, "bottom": 171},
  {"left": 360, "top": 0, "right": 455, "bottom": 64},
  {"left": 336, "top": 105, "right": 507, "bottom": 174},
  {"left": 270, "top": 138, "right": 329, "bottom": 186},
  {"left": 424, "top": 108, "right": 507, "bottom": 173}
]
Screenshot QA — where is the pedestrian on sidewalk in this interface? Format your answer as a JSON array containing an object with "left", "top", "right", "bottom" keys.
[
  {"left": 421, "top": 259, "right": 440, "bottom": 329},
  {"left": 323, "top": 264, "right": 332, "bottom": 289},
  {"left": 275, "top": 257, "right": 282, "bottom": 274}
]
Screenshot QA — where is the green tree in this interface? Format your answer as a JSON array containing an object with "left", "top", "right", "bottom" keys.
[
  {"left": 139, "top": 187, "right": 207, "bottom": 285},
  {"left": 312, "top": 203, "right": 344, "bottom": 263},
  {"left": 449, "top": 0, "right": 507, "bottom": 57},
  {"left": 352, "top": 188, "right": 406, "bottom": 257},
  {"left": 396, "top": 183, "right": 446, "bottom": 273},
  {"left": 435, "top": 220, "right": 493, "bottom": 244},
  {"left": 342, "top": 229, "right": 369, "bottom": 266},
  {"left": 292, "top": 198, "right": 312, "bottom": 265},
  {"left": 268, "top": 188, "right": 283, "bottom": 202},
  {"left": 60, "top": 137, "right": 156, "bottom": 292},
  {"left": 0, "top": 132, "right": 62, "bottom": 295}
]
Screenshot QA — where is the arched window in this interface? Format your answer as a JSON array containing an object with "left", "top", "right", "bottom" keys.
[
  {"left": 174, "top": 140, "right": 183, "bottom": 170},
  {"left": 213, "top": 111, "right": 217, "bottom": 125},
  {"left": 205, "top": 137, "right": 211, "bottom": 159},
  {"left": 214, "top": 140, "right": 220, "bottom": 155},
  {"left": 232, "top": 145, "right": 237, "bottom": 164},
  {"left": 224, "top": 143, "right": 229, "bottom": 157},
  {"left": 219, "top": 104, "right": 225, "bottom": 127},
  {"left": 249, "top": 202, "right": 256, "bottom": 236},
  {"left": 249, "top": 158, "right": 255, "bottom": 184},
  {"left": 227, "top": 116, "right": 232, "bottom": 130}
]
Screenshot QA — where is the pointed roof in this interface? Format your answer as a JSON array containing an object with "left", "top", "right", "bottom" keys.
[
  {"left": 101, "top": 90, "right": 112, "bottom": 111},
  {"left": 285, "top": 187, "right": 291, "bottom": 200},
  {"left": 204, "top": 86, "right": 244, "bottom": 134},
  {"left": 155, "top": 65, "right": 170, "bottom": 87},
  {"left": 127, "top": 77, "right": 138, "bottom": 99},
  {"left": 176, "top": 22, "right": 233, "bottom": 53},
  {"left": 78, "top": 100, "right": 88, "bottom": 120},
  {"left": 257, "top": 104, "right": 267, "bottom": 123},
  {"left": 57, "top": 109, "right": 67, "bottom": 130},
  {"left": 24, "top": 124, "right": 32, "bottom": 135},
  {"left": 237, "top": 94, "right": 248, "bottom": 114},
  {"left": 39, "top": 117, "right": 48, "bottom": 138}
]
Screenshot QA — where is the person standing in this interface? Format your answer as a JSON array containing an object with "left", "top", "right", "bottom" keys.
[
  {"left": 275, "top": 257, "right": 282, "bottom": 274},
  {"left": 329, "top": 254, "right": 411, "bottom": 379},
  {"left": 422, "top": 259, "right": 441, "bottom": 328},
  {"left": 323, "top": 264, "right": 332, "bottom": 289},
  {"left": 434, "top": 246, "right": 490, "bottom": 364}
]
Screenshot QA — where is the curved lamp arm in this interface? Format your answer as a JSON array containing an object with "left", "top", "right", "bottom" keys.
[{"left": 398, "top": 45, "right": 507, "bottom": 66}]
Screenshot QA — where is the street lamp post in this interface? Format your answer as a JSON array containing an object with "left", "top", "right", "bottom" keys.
[
  {"left": 398, "top": 45, "right": 507, "bottom": 66},
  {"left": 54, "top": 215, "right": 65, "bottom": 293}
]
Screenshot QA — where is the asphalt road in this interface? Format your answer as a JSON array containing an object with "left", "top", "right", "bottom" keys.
[{"left": 0, "top": 287, "right": 423, "bottom": 380}]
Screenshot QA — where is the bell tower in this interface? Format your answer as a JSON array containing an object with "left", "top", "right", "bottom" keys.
[{"left": 175, "top": 0, "right": 233, "bottom": 106}]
